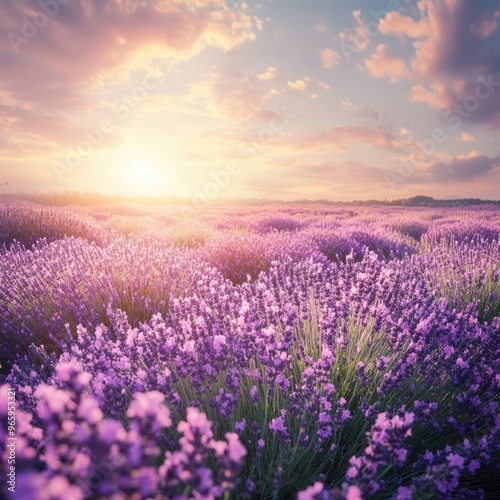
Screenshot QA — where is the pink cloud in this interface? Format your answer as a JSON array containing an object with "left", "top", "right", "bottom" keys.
[
  {"left": 287, "top": 77, "right": 330, "bottom": 93},
  {"left": 192, "top": 69, "right": 279, "bottom": 122},
  {"left": 295, "top": 124, "right": 407, "bottom": 152},
  {"left": 1, "top": 1, "right": 258, "bottom": 99},
  {"left": 287, "top": 80, "right": 307, "bottom": 92},
  {"left": 410, "top": 83, "right": 454, "bottom": 109},
  {"left": 469, "top": 16, "right": 499, "bottom": 39},
  {"left": 422, "top": 152, "right": 500, "bottom": 182},
  {"left": 0, "top": 0, "right": 260, "bottom": 150},
  {"left": 458, "top": 132, "right": 475, "bottom": 142},
  {"left": 378, "top": 11, "right": 429, "bottom": 39},
  {"left": 338, "top": 10, "right": 371, "bottom": 54},
  {"left": 378, "top": 1, "right": 500, "bottom": 127},
  {"left": 365, "top": 44, "right": 410, "bottom": 82},
  {"left": 272, "top": 153, "right": 500, "bottom": 190},
  {"left": 0, "top": 95, "right": 121, "bottom": 156},
  {"left": 320, "top": 48, "right": 341, "bottom": 69},
  {"left": 257, "top": 67, "right": 278, "bottom": 81}
]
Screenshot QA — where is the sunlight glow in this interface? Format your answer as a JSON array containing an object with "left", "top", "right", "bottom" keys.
[{"left": 123, "top": 157, "right": 161, "bottom": 196}]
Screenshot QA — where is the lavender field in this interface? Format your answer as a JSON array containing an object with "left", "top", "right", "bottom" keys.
[{"left": 1, "top": 201, "right": 499, "bottom": 499}]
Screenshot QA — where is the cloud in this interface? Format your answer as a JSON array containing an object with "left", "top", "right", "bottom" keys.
[
  {"left": 365, "top": 44, "right": 410, "bottom": 82},
  {"left": 189, "top": 68, "right": 280, "bottom": 122},
  {"left": 408, "top": 1, "right": 500, "bottom": 79},
  {"left": 257, "top": 67, "right": 278, "bottom": 81},
  {"left": 340, "top": 99, "right": 414, "bottom": 142},
  {"left": 422, "top": 152, "right": 500, "bottom": 182},
  {"left": 320, "top": 48, "right": 341, "bottom": 69},
  {"left": 458, "top": 132, "right": 475, "bottom": 142},
  {"left": 0, "top": 0, "right": 261, "bottom": 150},
  {"left": 341, "top": 98, "right": 358, "bottom": 114},
  {"left": 0, "top": 0, "right": 259, "bottom": 102},
  {"left": 0, "top": 92, "right": 121, "bottom": 156},
  {"left": 378, "top": 10, "right": 429, "bottom": 39},
  {"left": 337, "top": 10, "right": 371, "bottom": 54},
  {"left": 294, "top": 124, "right": 408, "bottom": 152},
  {"left": 315, "top": 23, "right": 329, "bottom": 34},
  {"left": 287, "top": 77, "right": 330, "bottom": 93},
  {"left": 378, "top": 0, "right": 500, "bottom": 128},
  {"left": 287, "top": 80, "right": 307, "bottom": 91},
  {"left": 243, "top": 150, "right": 500, "bottom": 200},
  {"left": 273, "top": 153, "right": 500, "bottom": 190},
  {"left": 262, "top": 88, "right": 281, "bottom": 101},
  {"left": 409, "top": 83, "right": 453, "bottom": 109}
]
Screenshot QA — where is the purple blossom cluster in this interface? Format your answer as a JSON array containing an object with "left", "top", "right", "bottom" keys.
[
  {"left": 346, "top": 411, "right": 415, "bottom": 495},
  {"left": 423, "top": 218, "right": 500, "bottom": 245},
  {"left": 0, "top": 203, "right": 499, "bottom": 498},
  {"left": 0, "top": 360, "right": 246, "bottom": 499}
]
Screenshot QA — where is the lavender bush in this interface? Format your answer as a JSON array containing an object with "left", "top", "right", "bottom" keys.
[
  {"left": 0, "top": 236, "right": 220, "bottom": 369},
  {"left": 1, "top": 203, "right": 499, "bottom": 498},
  {"left": 0, "top": 205, "right": 111, "bottom": 250}
]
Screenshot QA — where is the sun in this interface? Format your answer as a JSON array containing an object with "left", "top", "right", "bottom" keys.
[
  {"left": 123, "top": 157, "right": 160, "bottom": 196},
  {"left": 111, "top": 147, "right": 179, "bottom": 197},
  {"left": 127, "top": 158, "right": 155, "bottom": 183}
]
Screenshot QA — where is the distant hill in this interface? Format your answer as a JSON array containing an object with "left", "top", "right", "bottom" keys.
[{"left": 348, "top": 195, "right": 500, "bottom": 207}]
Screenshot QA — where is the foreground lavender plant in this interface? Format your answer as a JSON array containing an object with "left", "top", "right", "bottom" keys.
[{"left": 1, "top": 361, "right": 246, "bottom": 499}]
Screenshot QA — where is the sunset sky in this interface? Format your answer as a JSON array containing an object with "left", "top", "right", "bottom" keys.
[{"left": 1, "top": 0, "right": 500, "bottom": 201}]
